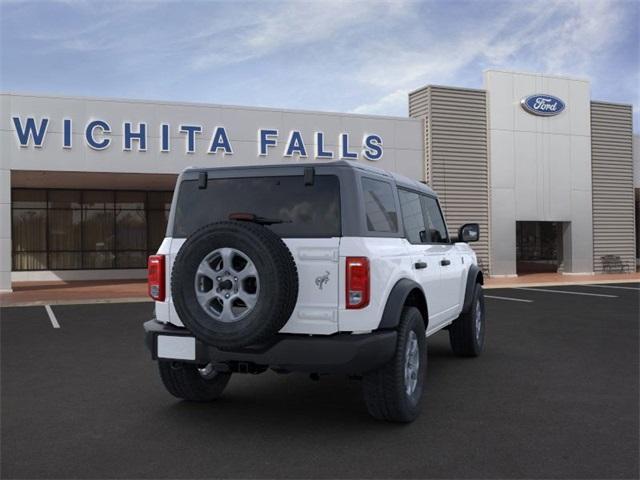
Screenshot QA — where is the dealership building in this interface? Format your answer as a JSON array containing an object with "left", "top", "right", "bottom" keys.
[{"left": 0, "top": 69, "right": 637, "bottom": 291}]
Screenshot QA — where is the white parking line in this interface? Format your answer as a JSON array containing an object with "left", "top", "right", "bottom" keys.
[
  {"left": 485, "top": 295, "right": 533, "bottom": 303},
  {"left": 44, "top": 305, "right": 60, "bottom": 328},
  {"left": 514, "top": 287, "right": 617, "bottom": 298},
  {"left": 578, "top": 284, "right": 640, "bottom": 291}
]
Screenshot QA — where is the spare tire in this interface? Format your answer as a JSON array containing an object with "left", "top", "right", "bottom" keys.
[{"left": 171, "top": 221, "right": 298, "bottom": 349}]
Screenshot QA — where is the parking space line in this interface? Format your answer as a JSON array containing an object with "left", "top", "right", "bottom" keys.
[
  {"left": 514, "top": 287, "right": 617, "bottom": 298},
  {"left": 578, "top": 284, "right": 640, "bottom": 291},
  {"left": 44, "top": 305, "right": 60, "bottom": 328},
  {"left": 485, "top": 295, "right": 533, "bottom": 303}
]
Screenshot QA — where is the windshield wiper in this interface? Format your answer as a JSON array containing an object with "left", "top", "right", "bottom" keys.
[{"left": 228, "top": 212, "right": 291, "bottom": 225}]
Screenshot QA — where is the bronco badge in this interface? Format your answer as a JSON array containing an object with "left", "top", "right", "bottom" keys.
[{"left": 315, "top": 271, "right": 330, "bottom": 290}]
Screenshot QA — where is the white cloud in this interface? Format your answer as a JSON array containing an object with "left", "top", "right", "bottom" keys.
[
  {"left": 351, "top": 88, "right": 409, "bottom": 115},
  {"left": 2, "top": 0, "right": 636, "bottom": 125},
  {"left": 528, "top": 0, "right": 622, "bottom": 74},
  {"left": 190, "top": 0, "right": 413, "bottom": 70},
  {"left": 24, "top": 2, "right": 162, "bottom": 53},
  {"left": 350, "top": 0, "right": 631, "bottom": 115}
]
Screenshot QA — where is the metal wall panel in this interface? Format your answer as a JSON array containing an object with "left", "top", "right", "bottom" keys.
[
  {"left": 1, "top": 93, "right": 424, "bottom": 179},
  {"left": 484, "top": 70, "right": 594, "bottom": 275},
  {"left": 590, "top": 102, "right": 636, "bottom": 272},
  {"left": 409, "top": 86, "right": 490, "bottom": 273}
]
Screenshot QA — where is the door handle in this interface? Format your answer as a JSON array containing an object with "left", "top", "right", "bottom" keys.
[
  {"left": 414, "top": 261, "right": 427, "bottom": 270},
  {"left": 440, "top": 259, "right": 451, "bottom": 266}
]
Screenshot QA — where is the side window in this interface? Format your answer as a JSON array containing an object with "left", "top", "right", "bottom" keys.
[
  {"left": 421, "top": 196, "right": 449, "bottom": 243},
  {"left": 361, "top": 177, "right": 398, "bottom": 233},
  {"left": 398, "top": 189, "right": 427, "bottom": 244}
]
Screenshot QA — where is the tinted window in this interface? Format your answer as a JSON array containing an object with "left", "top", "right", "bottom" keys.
[
  {"left": 147, "top": 191, "right": 173, "bottom": 210},
  {"left": 11, "top": 188, "right": 172, "bottom": 271},
  {"left": 83, "top": 190, "right": 115, "bottom": 209},
  {"left": 48, "top": 190, "right": 81, "bottom": 209},
  {"left": 173, "top": 175, "right": 341, "bottom": 238},
  {"left": 12, "top": 189, "right": 46, "bottom": 209},
  {"left": 421, "top": 196, "right": 449, "bottom": 243},
  {"left": 361, "top": 178, "right": 398, "bottom": 233},
  {"left": 398, "top": 189, "right": 427, "bottom": 244}
]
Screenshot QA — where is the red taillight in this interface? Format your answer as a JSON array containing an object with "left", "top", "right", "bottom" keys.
[
  {"left": 346, "top": 256, "right": 370, "bottom": 309},
  {"left": 148, "top": 255, "right": 165, "bottom": 301}
]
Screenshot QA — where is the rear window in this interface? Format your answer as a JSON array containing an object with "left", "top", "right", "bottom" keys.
[{"left": 172, "top": 175, "right": 341, "bottom": 238}]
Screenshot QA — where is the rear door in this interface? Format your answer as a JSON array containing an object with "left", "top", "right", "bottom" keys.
[
  {"left": 397, "top": 188, "right": 444, "bottom": 325},
  {"left": 421, "top": 195, "right": 463, "bottom": 321}
]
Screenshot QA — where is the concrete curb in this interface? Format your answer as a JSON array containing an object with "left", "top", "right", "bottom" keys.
[
  {"left": 1, "top": 297, "right": 152, "bottom": 308},
  {"left": 484, "top": 279, "right": 640, "bottom": 289}
]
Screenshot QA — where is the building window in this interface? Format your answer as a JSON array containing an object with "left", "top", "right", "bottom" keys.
[
  {"left": 11, "top": 189, "right": 173, "bottom": 271},
  {"left": 48, "top": 190, "right": 82, "bottom": 269},
  {"left": 12, "top": 190, "right": 47, "bottom": 271}
]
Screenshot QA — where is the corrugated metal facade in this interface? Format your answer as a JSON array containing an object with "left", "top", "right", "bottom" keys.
[
  {"left": 590, "top": 101, "right": 636, "bottom": 272},
  {"left": 409, "top": 86, "right": 490, "bottom": 273}
]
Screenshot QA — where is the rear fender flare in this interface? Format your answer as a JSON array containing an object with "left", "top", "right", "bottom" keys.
[{"left": 377, "top": 279, "right": 428, "bottom": 330}]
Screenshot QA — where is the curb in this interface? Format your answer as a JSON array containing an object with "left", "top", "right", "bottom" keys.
[
  {"left": 484, "top": 279, "right": 640, "bottom": 289},
  {"left": 1, "top": 297, "right": 152, "bottom": 308}
]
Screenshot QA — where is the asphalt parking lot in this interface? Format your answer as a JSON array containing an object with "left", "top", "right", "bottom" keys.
[{"left": 1, "top": 284, "right": 638, "bottom": 479}]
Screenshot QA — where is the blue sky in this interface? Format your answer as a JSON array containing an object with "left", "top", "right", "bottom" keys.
[{"left": 1, "top": 0, "right": 638, "bottom": 129}]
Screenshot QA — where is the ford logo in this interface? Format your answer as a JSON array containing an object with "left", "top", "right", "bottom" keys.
[{"left": 520, "top": 94, "right": 566, "bottom": 116}]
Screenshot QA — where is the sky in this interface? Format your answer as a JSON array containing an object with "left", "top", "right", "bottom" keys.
[{"left": 1, "top": 0, "right": 639, "bottom": 130}]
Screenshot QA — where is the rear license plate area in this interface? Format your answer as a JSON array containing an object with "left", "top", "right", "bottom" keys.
[{"left": 157, "top": 335, "right": 196, "bottom": 360}]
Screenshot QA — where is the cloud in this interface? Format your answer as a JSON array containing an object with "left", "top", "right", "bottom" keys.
[
  {"left": 502, "top": 0, "right": 624, "bottom": 75},
  {"left": 1, "top": 0, "right": 636, "bottom": 129},
  {"left": 21, "top": 2, "right": 162, "bottom": 53},
  {"left": 351, "top": 88, "right": 409, "bottom": 116},
  {"left": 189, "top": 0, "right": 413, "bottom": 70},
  {"left": 350, "top": 0, "right": 633, "bottom": 115}
]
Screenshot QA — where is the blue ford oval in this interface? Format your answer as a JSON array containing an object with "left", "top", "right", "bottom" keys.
[{"left": 521, "top": 94, "right": 566, "bottom": 116}]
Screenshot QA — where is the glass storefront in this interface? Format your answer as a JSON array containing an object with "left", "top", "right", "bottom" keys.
[
  {"left": 11, "top": 189, "right": 172, "bottom": 270},
  {"left": 515, "top": 221, "right": 562, "bottom": 274}
]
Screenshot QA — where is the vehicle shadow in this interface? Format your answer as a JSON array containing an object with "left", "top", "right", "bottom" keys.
[{"left": 153, "top": 332, "right": 461, "bottom": 430}]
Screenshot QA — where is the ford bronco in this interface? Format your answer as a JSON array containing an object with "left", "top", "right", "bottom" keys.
[{"left": 144, "top": 160, "right": 485, "bottom": 422}]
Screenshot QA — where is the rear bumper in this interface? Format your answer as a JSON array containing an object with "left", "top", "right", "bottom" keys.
[{"left": 144, "top": 319, "right": 397, "bottom": 375}]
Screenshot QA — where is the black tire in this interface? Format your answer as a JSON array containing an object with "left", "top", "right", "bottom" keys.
[
  {"left": 362, "top": 307, "right": 427, "bottom": 423},
  {"left": 449, "top": 282, "right": 485, "bottom": 357},
  {"left": 171, "top": 221, "right": 298, "bottom": 349},
  {"left": 158, "top": 361, "right": 231, "bottom": 402}
]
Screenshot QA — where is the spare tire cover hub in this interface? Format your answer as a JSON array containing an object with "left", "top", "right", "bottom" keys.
[{"left": 194, "top": 247, "right": 260, "bottom": 323}]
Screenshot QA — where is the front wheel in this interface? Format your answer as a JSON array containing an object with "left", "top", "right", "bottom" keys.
[
  {"left": 362, "top": 307, "right": 427, "bottom": 423},
  {"left": 158, "top": 361, "right": 231, "bottom": 402},
  {"left": 449, "top": 282, "right": 485, "bottom": 356}
]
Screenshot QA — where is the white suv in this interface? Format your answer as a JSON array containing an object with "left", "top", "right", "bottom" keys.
[{"left": 144, "top": 160, "right": 485, "bottom": 422}]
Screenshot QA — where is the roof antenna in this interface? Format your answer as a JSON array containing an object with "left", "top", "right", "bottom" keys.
[{"left": 304, "top": 166, "right": 315, "bottom": 186}]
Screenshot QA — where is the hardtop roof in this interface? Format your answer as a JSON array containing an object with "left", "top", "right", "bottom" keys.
[{"left": 184, "top": 160, "right": 436, "bottom": 197}]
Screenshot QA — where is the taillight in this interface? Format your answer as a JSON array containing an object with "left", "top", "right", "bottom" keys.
[
  {"left": 346, "top": 256, "right": 370, "bottom": 309},
  {"left": 148, "top": 255, "right": 165, "bottom": 301}
]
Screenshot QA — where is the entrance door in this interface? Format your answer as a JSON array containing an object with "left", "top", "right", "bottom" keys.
[{"left": 516, "top": 221, "right": 563, "bottom": 275}]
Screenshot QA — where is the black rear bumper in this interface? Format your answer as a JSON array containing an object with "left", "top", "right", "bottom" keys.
[{"left": 144, "top": 319, "right": 397, "bottom": 375}]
